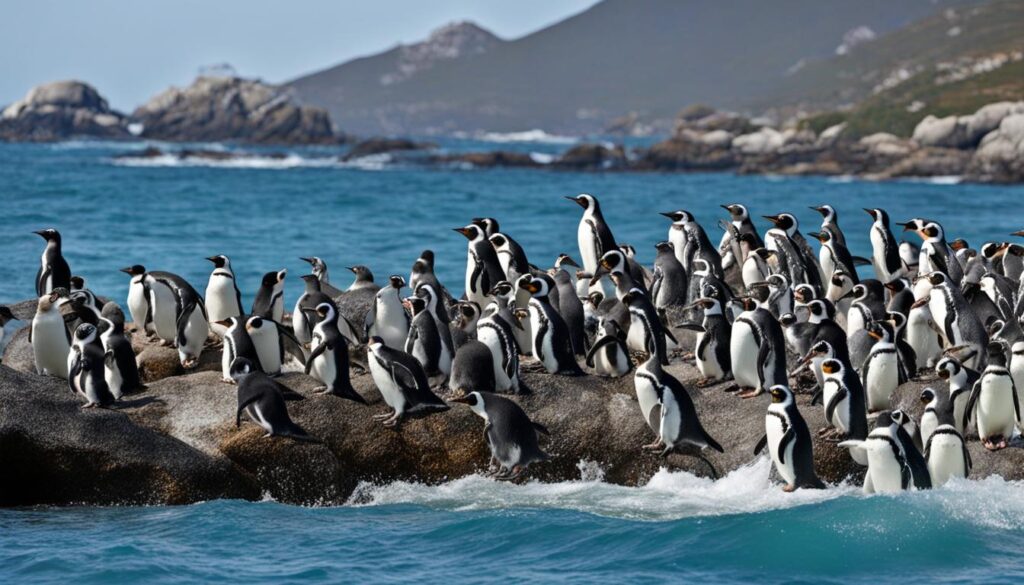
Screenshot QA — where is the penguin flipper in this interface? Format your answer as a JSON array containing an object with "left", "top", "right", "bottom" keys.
[
  {"left": 584, "top": 335, "right": 619, "bottom": 368},
  {"left": 753, "top": 433, "right": 768, "bottom": 455},
  {"left": 305, "top": 341, "right": 329, "bottom": 375},
  {"left": 851, "top": 256, "right": 872, "bottom": 267},
  {"left": 341, "top": 315, "right": 363, "bottom": 344},
  {"left": 1013, "top": 380, "right": 1022, "bottom": 424},
  {"left": 963, "top": 380, "right": 981, "bottom": 431},
  {"left": 824, "top": 387, "right": 848, "bottom": 427},
  {"left": 235, "top": 394, "right": 261, "bottom": 427},
  {"left": 532, "top": 422, "right": 551, "bottom": 436},
  {"left": 776, "top": 427, "right": 795, "bottom": 465},
  {"left": 664, "top": 327, "right": 678, "bottom": 346},
  {"left": 276, "top": 322, "right": 307, "bottom": 366},
  {"left": 838, "top": 440, "right": 868, "bottom": 466},
  {"left": 67, "top": 347, "right": 83, "bottom": 395},
  {"left": 809, "top": 389, "right": 823, "bottom": 406}
]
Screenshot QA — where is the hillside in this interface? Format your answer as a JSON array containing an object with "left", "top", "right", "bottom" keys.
[{"left": 289, "top": 0, "right": 967, "bottom": 135}]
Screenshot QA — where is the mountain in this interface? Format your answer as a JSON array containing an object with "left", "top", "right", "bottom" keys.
[{"left": 289, "top": 0, "right": 970, "bottom": 136}]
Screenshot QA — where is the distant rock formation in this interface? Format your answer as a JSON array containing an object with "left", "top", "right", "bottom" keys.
[
  {"left": 380, "top": 21, "right": 501, "bottom": 86},
  {"left": 0, "top": 81, "right": 130, "bottom": 142},
  {"left": 341, "top": 137, "right": 437, "bottom": 161},
  {"left": 131, "top": 76, "right": 339, "bottom": 144}
]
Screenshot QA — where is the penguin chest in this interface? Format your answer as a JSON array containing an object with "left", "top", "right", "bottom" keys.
[
  {"left": 928, "top": 295, "right": 951, "bottom": 343},
  {"left": 205, "top": 277, "right": 238, "bottom": 322},
  {"left": 846, "top": 307, "right": 866, "bottom": 336},
  {"left": 920, "top": 413, "right": 937, "bottom": 447},
  {"left": 148, "top": 283, "right": 178, "bottom": 342},
  {"left": 594, "top": 344, "right": 628, "bottom": 377},
  {"left": 907, "top": 308, "right": 940, "bottom": 368},
  {"left": 1010, "top": 346, "right": 1024, "bottom": 396},
  {"left": 669, "top": 229, "right": 687, "bottom": 266},
  {"left": 741, "top": 257, "right": 764, "bottom": 288},
  {"left": 478, "top": 325, "right": 513, "bottom": 389},
  {"left": 369, "top": 357, "right": 405, "bottom": 410},
  {"left": 311, "top": 345, "right": 337, "bottom": 385},
  {"left": 823, "top": 381, "right": 850, "bottom": 432},
  {"left": 529, "top": 307, "right": 558, "bottom": 372},
  {"left": 626, "top": 315, "right": 648, "bottom": 354},
  {"left": 32, "top": 315, "right": 70, "bottom": 377},
  {"left": 730, "top": 320, "right": 759, "bottom": 388},
  {"left": 104, "top": 355, "right": 125, "bottom": 399},
  {"left": 865, "top": 437, "right": 904, "bottom": 493},
  {"left": 977, "top": 374, "right": 1016, "bottom": 439},
  {"left": 127, "top": 281, "right": 149, "bottom": 327},
  {"left": 864, "top": 349, "right": 898, "bottom": 410},
  {"left": 178, "top": 306, "right": 209, "bottom": 363},
  {"left": 694, "top": 332, "right": 723, "bottom": 380},
  {"left": 577, "top": 220, "right": 598, "bottom": 273},
  {"left": 869, "top": 228, "right": 887, "bottom": 277},
  {"left": 464, "top": 251, "right": 483, "bottom": 299},
  {"left": 765, "top": 413, "right": 795, "bottom": 484},
  {"left": 374, "top": 299, "right": 409, "bottom": 348},
  {"left": 633, "top": 372, "right": 661, "bottom": 433},
  {"left": 926, "top": 432, "right": 967, "bottom": 486},
  {"left": 291, "top": 298, "right": 311, "bottom": 344},
  {"left": 950, "top": 389, "right": 971, "bottom": 435},
  {"left": 658, "top": 391, "right": 683, "bottom": 446}
]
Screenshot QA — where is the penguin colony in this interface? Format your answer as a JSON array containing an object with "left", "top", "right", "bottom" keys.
[{"left": 9, "top": 197, "right": 1024, "bottom": 490}]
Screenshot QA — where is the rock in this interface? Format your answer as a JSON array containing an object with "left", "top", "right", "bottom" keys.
[
  {"left": 699, "top": 129, "right": 734, "bottom": 148},
  {"left": 732, "top": 127, "right": 786, "bottom": 154},
  {"left": 677, "top": 104, "right": 717, "bottom": 122},
  {"left": 870, "top": 147, "right": 970, "bottom": 180},
  {"left": 966, "top": 113, "right": 1024, "bottom": 183},
  {"left": 912, "top": 114, "right": 969, "bottom": 149},
  {"left": 132, "top": 76, "right": 338, "bottom": 144},
  {"left": 431, "top": 151, "right": 542, "bottom": 168},
  {"left": 962, "top": 101, "right": 1024, "bottom": 147},
  {"left": 554, "top": 143, "right": 628, "bottom": 170},
  {"left": 0, "top": 81, "right": 130, "bottom": 142},
  {"left": 115, "top": 147, "right": 289, "bottom": 162},
  {"left": 817, "top": 122, "right": 847, "bottom": 146},
  {"left": 638, "top": 136, "right": 737, "bottom": 171},
  {"left": 342, "top": 137, "right": 437, "bottom": 161},
  {"left": 859, "top": 133, "right": 914, "bottom": 157}
]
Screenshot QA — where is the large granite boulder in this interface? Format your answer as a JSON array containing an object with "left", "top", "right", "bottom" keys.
[
  {"left": 0, "top": 81, "right": 130, "bottom": 142},
  {"left": 966, "top": 113, "right": 1024, "bottom": 183},
  {"left": 132, "top": 76, "right": 339, "bottom": 144},
  {"left": 912, "top": 114, "right": 966, "bottom": 149}
]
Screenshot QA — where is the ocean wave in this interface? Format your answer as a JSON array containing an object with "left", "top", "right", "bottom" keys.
[
  {"left": 901, "top": 175, "right": 963, "bottom": 185},
  {"left": 477, "top": 129, "right": 578, "bottom": 144},
  {"left": 111, "top": 153, "right": 341, "bottom": 170}
]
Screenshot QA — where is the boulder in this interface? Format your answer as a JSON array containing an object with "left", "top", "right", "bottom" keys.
[
  {"left": 132, "top": 76, "right": 339, "bottom": 144},
  {"left": 431, "top": 151, "right": 542, "bottom": 168},
  {"left": 912, "top": 114, "right": 970, "bottom": 149},
  {"left": 638, "top": 136, "right": 737, "bottom": 171},
  {"left": 817, "top": 122, "right": 847, "bottom": 146},
  {"left": 699, "top": 129, "right": 734, "bottom": 148},
  {"left": 870, "top": 147, "right": 971, "bottom": 180},
  {"left": 0, "top": 81, "right": 130, "bottom": 142},
  {"left": 732, "top": 127, "right": 786, "bottom": 154},
  {"left": 342, "top": 137, "right": 437, "bottom": 161},
  {"left": 554, "top": 143, "right": 628, "bottom": 170},
  {"left": 859, "top": 133, "right": 915, "bottom": 157},
  {"left": 966, "top": 113, "right": 1024, "bottom": 183}
]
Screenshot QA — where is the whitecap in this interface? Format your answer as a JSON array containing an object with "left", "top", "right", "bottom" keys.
[
  {"left": 478, "top": 129, "right": 578, "bottom": 144},
  {"left": 111, "top": 153, "right": 339, "bottom": 170}
]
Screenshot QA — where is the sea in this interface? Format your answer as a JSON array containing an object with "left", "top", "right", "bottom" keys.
[{"left": 2, "top": 136, "right": 1024, "bottom": 584}]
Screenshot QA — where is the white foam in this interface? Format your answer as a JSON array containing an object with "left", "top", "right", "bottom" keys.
[
  {"left": 529, "top": 152, "right": 555, "bottom": 164},
  {"left": 111, "top": 153, "right": 340, "bottom": 170},
  {"left": 902, "top": 175, "right": 963, "bottom": 185},
  {"left": 477, "top": 129, "right": 578, "bottom": 144}
]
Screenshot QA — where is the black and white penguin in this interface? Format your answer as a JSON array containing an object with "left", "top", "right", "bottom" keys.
[
  {"left": 293, "top": 274, "right": 343, "bottom": 346},
  {"left": 403, "top": 295, "right": 450, "bottom": 382},
  {"left": 567, "top": 193, "right": 618, "bottom": 284},
  {"left": 120, "top": 265, "right": 152, "bottom": 338},
  {"left": 883, "top": 278, "right": 915, "bottom": 318},
  {"left": 920, "top": 387, "right": 971, "bottom": 485},
  {"left": 679, "top": 291, "right": 731, "bottom": 385},
  {"left": 729, "top": 295, "right": 787, "bottom": 398},
  {"left": 809, "top": 230, "right": 858, "bottom": 284},
  {"left": 366, "top": 337, "right": 450, "bottom": 427},
  {"left": 810, "top": 204, "right": 847, "bottom": 248},
  {"left": 935, "top": 356, "right": 980, "bottom": 436},
  {"left": 34, "top": 228, "right": 72, "bottom": 297},
  {"left": 819, "top": 358, "right": 868, "bottom": 442},
  {"left": 30, "top": 289, "right": 71, "bottom": 378},
  {"left": 840, "top": 410, "right": 931, "bottom": 493},
  {"left": 344, "top": 265, "right": 379, "bottom": 294},
  {"left": 147, "top": 272, "right": 210, "bottom": 369},
  {"left": 661, "top": 209, "right": 723, "bottom": 278},
  {"left": 450, "top": 391, "right": 550, "bottom": 480},
  {"left": 304, "top": 302, "right": 366, "bottom": 404},
  {"left": 763, "top": 213, "right": 823, "bottom": 291},
  {"left": 248, "top": 315, "right": 305, "bottom": 377},
  {"left": 592, "top": 249, "right": 646, "bottom": 300},
  {"left": 549, "top": 265, "right": 587, "bottom": 358},
  {"left": 455, "top": 223, "right": 505, "bottom": 309},
  {"left": 251, "top": 269, "right": 287, "bottom": 323},
  {"left": 900, "top": 240, "right": 921, "bottom": 278},
  {"left": 489, "top": 232, "right": 531, "bottom": 283},
  {"left": 218, "top": 315, "right": 263, "bottom": 383},
  {"left": 297, "top": 256, "right": 343, "bottom": 297},
  {"left": 622, "top": 287, "right": 677, "bottom": 364},
  {"left": 965, "top": 341, "right": 1020, "bottom": 450},
  {"left": 585, "top": 317, "right": 631, "bottom": 378},
  {"left": 845, "top": 280, "right": 887, "bottom": 338},
  {"left": 414, "top": 283, "right": 455, "bottom": 371},
  {"left": 204, "top": 255, "right": 243, "bottom": 326},
  {"left": 472, "top": 216, "right": 501, "bottom": 238},
  {"left": 865, "top": 208, "right": 905, "bottom": 283},
  {"left": 450, "top": 300, "right": 481, "bottom": 350},
  {"left": 232, "top": 358, "right": 320, "bottom": 443},
  {"left": 68, "top": 276, "right": 100, "bottom": 315},
  {"left": 754, "top": 385, "right": 826, "bottom": 491},
  {"left": 861, "top": 321, "right": 905, "bottom": 415},
  {"left": 366, "top": 275, "right": 411, "bottom": 349},
  {"left": 719, "top": 203, "right": 764, "bottom": 271},
  {"left": 67, "top": 323, "right": 116, "bottom": 408},
  {"left": 409, "top": 250, "right": 450, "bottom": 321},
  {"left": 98, "top": 304, "right": 144, "bottom": 399},
  {"left": 477, "top": 284, "right": 522, "bottom": 393},
  {"left": 924, "top": 272, "right": 988, "bottom": 370},
  {"left": 918, "top": 387, "right": 946, "bottom": 447},
  {"left": 906, "top": 219, "right": 964, "bottom": 283},
  {"left": 651, "top": 241, "right": 688, "bottom": 311},
  {"left": 520, "top": 274, "right": 582, "bottom": 375},
  {"left": 449, "top": 340, "right": 497, "bottom": 395}
]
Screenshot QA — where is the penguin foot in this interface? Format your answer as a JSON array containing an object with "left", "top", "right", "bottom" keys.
[
  {"left": 723, "top": 384, "right": 740, "bottom": 393},
  {"left": 737, "top": 388, "right": 761, "bottom": 399},
  {"left": 782, "top": 484, "right": 797, "bottom": 493},
  {"left": 983, "top": 437, "right": 1007, "bottom": 451},
  {"left": 695, "top": 377, "right": 717, "bottom": 388},
  {"left": 80, "top": 402, "right": 97, "bottom": 409},
  {"left": 221, "top": 378, "right": 236, "bottom": 385},
  {"left": 313, "top": 386, "right": 330, "bottom": 394},
  {"left": 642, "top": 440, "right": 664, "bottom": 451},
  {"left": 372, "top": 411, "right": 393, "bottom": 420},
  {"left": 159, "top": 340, "right": 173, "bottom": 347}
]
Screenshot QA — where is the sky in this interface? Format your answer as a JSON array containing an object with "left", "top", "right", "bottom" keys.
[{"left": 0, "top": 0, "right": 599, "bottom": 111}]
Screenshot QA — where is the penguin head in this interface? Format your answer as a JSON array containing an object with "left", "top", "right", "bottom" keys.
[
  {"left": 229, "top": 357, "right": 254, "bottom": 381},
  {"left": 555, "top": 253, "right": 578, "bottom": 270},
  {"left": 721, "top": 204, "right": 748, "bottom": 221},
  {"left": 747, "top": 282, "right": 771, "bottom": 304},
  {"left": 471, "top": 217, "right": 500, "bottom": 236},
  {"left": 895, "top": 218, "right": 923, "bottom": 233},
  {"left": 920, "top": 221, "right": 944, "bottom": 241},
  {"left": 403, "top": 295, "right": 426, "bottom": 316},
  {"left": 261, "top": 270, "right": 286, "bottom": 288},
  {"left": 821, "top": 359, "right": 843, "bottom": 377},
  {"left": 793, "top": 284, "right": 816, "bottom": 304},
  {"left": 215, "top": 316, "right": 242, "bottom": 331},
  {"left": 883, "top": 278, "right": 906, "bottom": 293},
  {"left": 454, "top": 301, "right": 481, "bottom": 331},
  {"left": 388, "top": 275, "right": 407, "bottom": 290},
  {"left": 414, "top": 283, "right": 438, "bottom": 310},
  {"left": 920, "top": 387, "right": 937, "bottom": 406},
  {"left": 735, "top": 296, "right": 758, "bottom": 312},
  {"left": 654, "top": 241, "right": 674, "bottom": 255},
  {"left": 69, "top": 275, "right": 86, "bottom": 291},
  {"left": 987, "top": 340, "right": 1010, "bottom": 367},
  {"left": 874, "top": 410, "right": 896, "bottom": 429},
  {"left": 565, "top": 193, "right": 597, "bottom": 211},
  {"left": 980, "top": 242, "right": 1005, "bottom": 259},
  {"left": 347, "top": 265, "right": 374, "bottom": 282},
  {"left": 449, "top": 391, "right": 485, "bottom": 414},
  {"left": 207, "top": 255, "right": 230, "bottom": 269},
  {"left": 863, "top": 208, "right": 888, "bottom": 225},
  {"left": 0, "top": 306, "right": 15, "bottom": 325},
  {"left": 245, "top": 316, "right": 267, "bottom": 334},
  {"left": 367, "top": 336, "right": 385, "bottom": 352},
  {"left": 926, "top": 271, "right": 948, "bottom": 287},
  {"left": 597, "top": 250, "right": 625, "bottom": 274},
  {"left": 488, "top": 233, "right": 509, "bottom": 251},
  {"left": 38, "top": 288, "right": 68, "bottom": 311},
  {"left": 809, "top": 340, "right": 834, "bottom": 360},
  {"left": 810, "top": 205, "right": 836, "bottom": 222},
  {"left": 866, "top": 321, "right": 894, "bottom": 343},
  {"left": 454, "top": 224, "right": 484, "bottom": 241},
  {"left": 411, "top": 250, "right": 434, "bottom": 274},
  {"left": 952, "top": 238, "right": 972, "bottom": 253},
  {"left": 778, "top": 313, "right": 796, "bottom": 328},
  {"left": 766, "top": 273, "right": 789, "bottom": 292},
  {"left": 488, "top": 280, "right": 514, "bottom": 299},
  {"left": 763, "top": 213, "right": 797, "bottom": 233},
  {"left": 587, "top": 291, "right": 605, "bottom": 308},
  {"left": 887, "top": 311, "right": 907, "bottom": 333},
  {"left": 300, "top": 256, "right": 324, "bottom": 269},
  {"left": 619, "top": 244, "right": 637, "bottom": 259},
  {"left": 519, "top": 275, "right": 548, "bottom": 297},
  {"left": 301, "top": 274, "right": 323, "bottom": 292},
  {"left": 120, "top": 265, "right": 146, "bottom": 277},
  {"left": 808, "top": 231, "right": 830, "bottom": 244},
  {"left": 806, "top": 299, "right": 830, "bottom": 321},
  {"left": 33, "top": 228, "right": 61, "bottom": 243},
  {"left": 889, "top": 410, "right": 909, "bottom": 428},
  {"left": 935, "top": 357, "right": 960, "bottom": 380},
  {"left": 313, "top": 302, "right": 335, "bottom": 322},
  {"left": 74, "top": 323, "right": 97, "bottom": 344},
  {"left": 621, "top": 287, "right": 645, "bottom": 307},
  {"left": 660, "top": 210, "right": 693, "bottom": 224},
  {"left": 768, "top": 385, "right": 793, "bottom": 405}
]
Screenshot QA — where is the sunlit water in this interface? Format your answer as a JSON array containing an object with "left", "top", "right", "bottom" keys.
[{"left": 2, "top": 140, "right": 1024, "bottom": 583}]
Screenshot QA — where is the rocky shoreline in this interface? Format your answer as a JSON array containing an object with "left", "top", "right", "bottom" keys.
[{"left": 3, "top": 296, "right": 1023, "bottom": 507}]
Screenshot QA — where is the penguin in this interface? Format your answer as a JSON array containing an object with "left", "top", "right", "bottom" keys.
[
  {"left": 763, "top": 213, "right": 823, "bottom": 292},
  {"left": 120, "top": 265, "right": 152, "bottom": 338},
  {"left": 548, "top": 265, "right": 587, "bottom": 358},
  {"left": 741, "top": 243, "right": 774, "bottom": 292},
  {"left": 520, "top": 274, "right": 582, "bottom": 375},
  {"left": 840, "top": 410, "right": 932, "bottom": 493},
  {"left": 678, "top": 292, "right": 731, "bottom": 385},
  {"left": 935, "top": 356, "right": 980, "bottom": 436},
  {"left": 413, "top": 283, "right": 455, "bottom": 373},
  {"left": 864, "top": 208, "right": 905, "bottom": 283},
  {"left": 887, "top": 312, "right": 918, "bottom": 380},
  {"left": 925, "top": 271, "right": 988, "bottom": 370},
  {"left": 403, "top": 295, "right": 449, "bottom": 381},
  {"left": 651, "top": 241, "right": 688, "bottom": 312},
  {"left": 845, "top": 280, "right": 886, "bottom": 338},
  {"left": 906, "top": 220, "right": 964, "bottom": 283},
  {"left": 304, "top": 302, "right": 366, "bottom": 404},
  {"left": 147, "top": 272, "right": 209, "bottom": 369},
  {"left": 455, "top": 223, "right": 504, "bottom": 309},
  {"left": 592, "top": 249, "right": 646, "bottom": 300},
  {"left": 765, "top": 273, "right": 794, "bottom": 319},
  {"left": 293, "top": 274, "right": 336, "bottom": 346},
  {"left": 489, "top": 232, "right": 531, "bottom": 283},
  {"left": 719, "top": 203, "right": 764, "bottom": 271},
  {"left": 343, "top": 264, "right": 379, "bottom": 294},
  {"left": 810, "top": 204, "right": 847, "bottom": 248},
  {"left": 98, "top": 304, "right": 144, "bottom": 399},
  {"left": 295, "top": 256, "right": 342, "bottom": 298},
  {"left": 450, "top": 299, "right": 481, "bottom": 350},
  {"left": 449, "top": 341, "right": 497, "bottom": 395},
  {"left": 754, "top": 384, "right": 826, "bottom": 491},
  {"left": 472, "top": 216, "right": 501, "bottom": 238},
  {"left": 30, "top": 288, "right": 71, "bottom": 378},
  {"left": 965, "top": 341, "right": 1020, "bottom": 451},
  {"left": 567, "top": 193, "right": 618, "bottom": 283},
  {"left": 907, "top": 292, "right": 943, "bottom": 370},
  {"left": 584, "top": 317, "right": 631, "bottom": 378},
  {"left": 919, "top": 386, "right": 946, "bottom": 447},
  {"left": 251, "top": 269, "right": 286, "bottom": 323},
  {"left": 861, "top": 321, "right": 904, "bottom": 415},
  {"left": 622, "top": 287, "right": 677, "bottom": 365},
  {"left": 366, "top": 337, "right": 450, "bottom": 427},
  {"left": 809, "top": 230, "right": 857, "bottom": 284},
  {"left": 660, "top": 210, "right": 723, "bottom": 277},
  {"left": 900, "top": 240, "right": 921, "bottom": 278},
  {"left": 204, "top": 255, "right": 243, "bottom": 326},
  {"left": 819, "top": 358, "right": 868, "bottom": 442},
  {"left": 68, "top": 276, "right": 101, "bottom": 315},
  {"left": 248, "top": 315, "right": 305, "bottom": 377},
  {"left": 883, "top": 278, "right": 914, "bottom": 318},
  {"left": 409, "top": 250, "right": 451, "bottom": 321},
  {"left": 477, "top": 284, "right": 522, "bottom": 393},
  {"left": 921, "top": 389, "right": 971, "bottom": 486},
  {"left": 34, "top": 228, "right": 72, "bottom": 297},
  {"left": 366, "top": 275, "right": 411, "bottom": 349},
  {"left": 232, "top": 358, "right": 320, "bottom": 443},
  {"left": 450, "top": 391, "right": 550, "bottom": 480},
  {"left": 729, "top": 295, "right": 787, "bottom": 398},
  {"left": 67, "top": 323, "right": 116, "bottom": 408},
  {"left": 218, "top": 316, "right": 264, "bottom": 383}
]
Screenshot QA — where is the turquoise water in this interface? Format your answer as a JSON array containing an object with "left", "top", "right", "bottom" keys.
[{"left": 2, "top": 140, "right": 1024, "bottom": 583}]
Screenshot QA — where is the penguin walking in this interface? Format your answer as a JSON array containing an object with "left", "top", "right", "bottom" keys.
[
  {"left": 520, "top": 275, "right": 582, "bottom": 375},
  {"left": 366, "top": 275, "right": 411, "bottom": 349},
  {"left": 585, "top": 317, "right": 631, "bottom": 378},
  {"left": 304, "top": 303, "right": 366, "bottom": 404},
  {"left": 819, "top": 358, "right": 868, "bottom": 442},
  {"left": 861, "top": 321, "right": 905, "bottom": 415},
  {"left": 34, "top": 228, "right": 72, "bottom": 297},
  {"left": 840, "top": 410, "right": 932, "bottom": 493},
  {"left": 218, "top": 316, "right": 264, "bottom": 383},
  {"left": 99, "top": 304, "right": 144, "bottom": 398},
  {"left": 450, "top": 391, "right": 550, "bottom": 480},
  {"left": 67, "top": 323, "right": 116, "bottom": 408},
  {"left": 31, "top": 289, "right": 71, "bottom": 378},
  {"left": 455, "top": 224, "right": 504, "bottom": 309},
  {"left": 204, "top": 255, "right": 243, "bottom": 326},
  {"left": 965, "top": 342, "right": 1020, "bottom": 450},
  {"left": 754, "top": 385, "right": 826, "bottom": 491},
  {"left": 476, "top": 286, "right": 522, "bottom": 393},
  {"left": 679, "top": 292, "right": 731, "bottom": 385},
  {"left": 366, "top": 337, "right": 450, "bottom": 427},
  {"left": 567, "top": 194, "right": 618, "bottom": 286},
  {"left": 232, "top": 358, "right": 320, "bottom": 443},
  {"left": 251, "top": 269, "right": 287, "bottom": 323},
  {"left": 148, "top": 272, "right": 210, "bottom": 369},
  {"left": 403, "top": 295, "right": 450, "bottom": 382}
]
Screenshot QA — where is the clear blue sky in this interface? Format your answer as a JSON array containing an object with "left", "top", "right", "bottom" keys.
[{"left": 0, "top": 0, "right": 599, "bottom": 111}]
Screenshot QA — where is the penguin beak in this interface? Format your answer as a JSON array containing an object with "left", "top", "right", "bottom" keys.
[
  {"left": 206, "top": 256, "right": 218, "bottom": 264},
  {"left": 659, "top": 211, "right": 677, "bottom": 220},
  {"left": 560, "top": 256, "right": 579, "bottom": 268},
  {"left": 564, "top": 195, "right": 585, "bottom": 208},
  {"left": 215, "top": 319, "right": 232, "bottom": 327},
  {"left": 453, "top": 227, "right": 473, "bottom": 238},
  {"left": 867, "top": 330, "right": 882, "bottom": 341},
  {"left": 762, "top": 215, "right": 781, "bottom": 225},
  {"left": 119, "top": 266, "right": 134, "bottom": 275},
  {"left": 808, "top": 232, "right": 824, "bottom": 242},
  {"left": 895, "top": 222, "right": 912, "bottom": 232},
  {"left": 863, "top": 208, "right": 877, "bottom": 219},
  {"left": 346, "top": 266, "right": 357, "bottom": 273},
  {"left": 299, "top": 257, "right": 314, "bottom": 264}
]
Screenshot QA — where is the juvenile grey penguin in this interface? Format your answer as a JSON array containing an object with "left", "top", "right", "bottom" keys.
[
  {"left": 520, "top": 274, "right": 582, "bottom": 375},
  {"left": 651, "top": 241, "right": 688, "bottom": 312},
  {"left": 232, "top": 358, "right": 320, "bottom": 443},
  {"left": 449, "top": 341, "right": 497, "bottom": 395},
  {"left": 34, "top": 228, "right": 71, "bottom": 297},
  {"left": 304, "top": 302, "right": 366, "bottom": 404},
  {"left": 403, "top": 295, "right": 449, "bottom": 382},
  {"left": 68, "top": 323, "right": 116, "bottom": 408},
  {"left": 204, "top": 255, "right": 243, "bottom": 326},
  {"left": 98, "top": 304, "right": 144, "bottom": 399},
  {"left": 251, "top": 269, "right": 287, "bottom": 323},
  {"left": 218, "top": 315, "right": 264, "bottom": 383},
  {"left": 549, "top": 265, "right": 587, "bottom": 358},
  {"left": 450, "top": 391, "right": 550, "bottom": 480},
  {"left": 567, "top": 193, "right": 618, "bottom": 284},
  {"left": 344, "top": 265, "right": 379, "bottom": 293},
  {"left": 754, "top": 385, "right": 826, "bottom": 491},
  {"left": 455, "top": 223, "right": 505, "bottom": 309},
  {"left": 366, "top": 275, "right": 411, "bottom": 349},
  {"left": 366, "top": 337, "right": 450, "bottom": 427}
]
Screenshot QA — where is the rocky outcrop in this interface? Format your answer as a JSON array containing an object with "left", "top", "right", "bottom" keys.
[
  {"left": 553, "top": 143, "right": 628, "bottom": 170},
  {"left": 912, "top": 102, "right": 1024, "bottom": 150},
  {"left": 342, "top": 137, "right": 436, "bottom": 161},
  {"left": 0, "top": 81, "right": 130, "bottom": 142},
  {"left": 132, "top": 76, "right": 338, "bottom": 144},
  {"left": 966, "top": 113, "right": 1024, "bottom": 183}
]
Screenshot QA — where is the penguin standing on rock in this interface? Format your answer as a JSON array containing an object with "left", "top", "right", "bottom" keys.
[
  {"left": 68, "top": 323, "right": 116, "bottom": 408},
  {"left": 924, "top": 272, "right": 988, "bottom": 371},
  {"left": 409, "top": 250, "right": 450, "bottom": 321},
  {"left": 121, "top": 265, "right": 152, "bottom": 337},
  {"left": 99, "top": 304, "right": 144, "bottom": 398},
  {"left": 622, "top": 288, "right": 676, "bottom": 365},
  {"left": 921, "top": 387, "right": 971, "bottom": 485},
  {"left": 403, "top": 295, "right": 449, "bottom": 382},
  {"left": 232, "top": 358, "right": 320, "bottom": 443},
  {"left": 476, "top": 284, "right": 522, "bottom": 393},
  {"left": 449, "top": 339, "right": 497, "bottom": 395},
  {"left": 218, "top": 316, "right": 263, "bottom": 383},
  {"left": 366, "top": 337, "right": 450, "bottom": 427},
  {"left": 818, "top": 357, "right": 868, "bottom": 442},
  {"left": 651, "top": 241, "right": 688, "bottom": 312},
  {"left": 678, "top": 291, "right": 731, "bottom": 386},
  {"left": 585, "top": 317, "right": 631, "bottom": 378},
  {"left": 304, "top": 302, "right": 366, "bottom": 404},
  {"left": 248, "top": 315, "right": 305, "bottom": 377},
  {"left": 567, "top": 194, "right": 618, "bottom": 285},
  {"left": 965, "top": 341, "right": 1020, "bottom": 451},
  {"left": 935, "top": 356, "right": 979, "bottom": 436},
  {"left": 754, "top": 385, "right": 826, "bottom": 491},
  {"left": 252, "top": 270, "right": 287, "bottom": 323},
  {"left": 548, "top": 265, "right": 587, "bottom": 358},
  {"left": 366, "top": 275, "right": 411, "bottom": 349},
  {"left": 520, "top": 275, "right": 582, "bottom": 375},
  {"left": 450, "top": 391, "right": 550, "bottom": 480},
  {"left": 841, "top": 410, "right": 932, "bottom": 493},
  {"left": 34, "top": 228, "right": 71, "bottom": 297},
  {"left": 148, "top": 272, "right": 209, "bottom": 369},
  {"left": 31, "top": 288, "right": 71, "bottom": 378},
  {"left": 455, "top": 224, "right": 504, "bottom": 309},
  {"left": 204, "top": 255, "right": 243, "bottom": 326}
]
